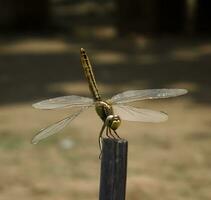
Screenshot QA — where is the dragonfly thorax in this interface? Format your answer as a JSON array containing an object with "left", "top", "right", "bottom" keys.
[
  {"left": 95, "top": 101, "right": 113, "bottom": 121},
  {"left": 95, "top": 100, "right": 121, "bottom": 130}
]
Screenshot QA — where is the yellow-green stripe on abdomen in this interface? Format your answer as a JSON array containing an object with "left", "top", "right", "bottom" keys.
[{"left": 80, "top": 48, "right": 101, "bottom": 101}]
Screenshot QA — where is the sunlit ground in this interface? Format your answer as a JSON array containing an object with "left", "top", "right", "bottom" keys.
[
  {"left": 0, "top": 88, "right": 211, "bottom": 200},
  {"left": 0, "top": 22, "right": 211, "bottom": 200}
]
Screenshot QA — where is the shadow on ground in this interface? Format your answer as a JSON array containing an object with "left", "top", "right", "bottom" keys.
[{"left": 0, "top": 33, "right": 210, "bottom": 106}]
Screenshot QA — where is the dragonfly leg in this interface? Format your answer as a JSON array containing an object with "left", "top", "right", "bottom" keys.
[
  {"left": 106, "top": 126, "right": 112, "bottom": 138},
  {"left": 108, "top": 128, "right": 115, "bottom": 139},
  {"left": 113, "top": 130, "right": 121, "bottom": 139},
  {"left": 98, "top": 122, "right": 106, "bottom": 159}
]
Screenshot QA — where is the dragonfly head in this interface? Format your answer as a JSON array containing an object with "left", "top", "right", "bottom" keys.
[{"left": 105, "top": 115, "right": 121, "bottom": 130}]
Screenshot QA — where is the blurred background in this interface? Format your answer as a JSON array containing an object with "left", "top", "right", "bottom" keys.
[{"left": 0, "top": 0, "right": 211, "bottom": 199}]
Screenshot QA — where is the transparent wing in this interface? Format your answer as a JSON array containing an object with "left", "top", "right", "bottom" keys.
[
  {"left": 31, "top": 108, "right": 86, "bottom": 144},
  {"left": 32, "top": 95, "right": 94, "bottom": 110},
  {"left": 110, "top": 89, "right": 187, "bottom": 104},
  {"left": 113, "top": 105, "right": 168, "bottom": 122}
]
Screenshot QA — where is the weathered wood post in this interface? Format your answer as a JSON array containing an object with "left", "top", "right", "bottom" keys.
[{"left": 99, "top": 138, "right": 128, "bottom": 200}]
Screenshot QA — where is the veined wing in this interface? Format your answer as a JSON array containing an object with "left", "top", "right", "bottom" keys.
[
  {"left": 113, "top": 105, "right": 168, "bottom": 122},
  {"left": 110, "top": 89, "right": 187, "bottom": 104},
  {"left": 33, "top": 95, "right": 94, "bottom": 109},
  {"left": 32, "top": 108, "right": 85, "bottom": 144}
]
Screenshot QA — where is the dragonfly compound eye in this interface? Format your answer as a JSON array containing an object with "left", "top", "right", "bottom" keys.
[{"left": 106, "top": 115, "right": 121, "bottom": 130}]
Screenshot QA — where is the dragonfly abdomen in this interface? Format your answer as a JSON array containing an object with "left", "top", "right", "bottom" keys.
[{"left": 80, "top": 48, "right": 101, "bottom": 101}]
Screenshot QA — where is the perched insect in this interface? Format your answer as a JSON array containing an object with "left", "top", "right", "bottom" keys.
[{"left": 32, "top": 48, "right": 187, "bottom": 148}]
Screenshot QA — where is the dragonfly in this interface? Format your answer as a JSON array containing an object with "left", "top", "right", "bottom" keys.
[{"left": 32, "top": 48, "right": 187, "bottom": 148}]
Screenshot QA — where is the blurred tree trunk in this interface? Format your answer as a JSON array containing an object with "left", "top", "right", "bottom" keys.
[
  {"left": 115, "top": 0, "right": 187, "bottom": 35},
  {"left": 115, "top": 0, "right": 159, "bottom": 35},
  {"left": 195, "top": 0, "right": 211, "bottom": 33},
  {"left": 185, "top": 0, "right": 197, "bottom": 34},
  {"left": 0, "top": 0, "right": 15, "bottom": 29},
  {"left": 158, "top": 0, "right": 187, "bottom": 33},
  {"left": 14, "top": 0, "right": 51, "bottom": 29},
  {"left": 0, "top": 0, "right": 51, "bottom": 30}
]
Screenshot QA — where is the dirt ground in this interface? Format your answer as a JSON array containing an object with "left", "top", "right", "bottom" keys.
[{"left": 0, "top": 31, "right": 211, "bottom": 200}]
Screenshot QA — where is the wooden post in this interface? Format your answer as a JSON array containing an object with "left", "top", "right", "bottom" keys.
[{"left": 99, "top": 138, "right": 128, "bottom": 200}]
